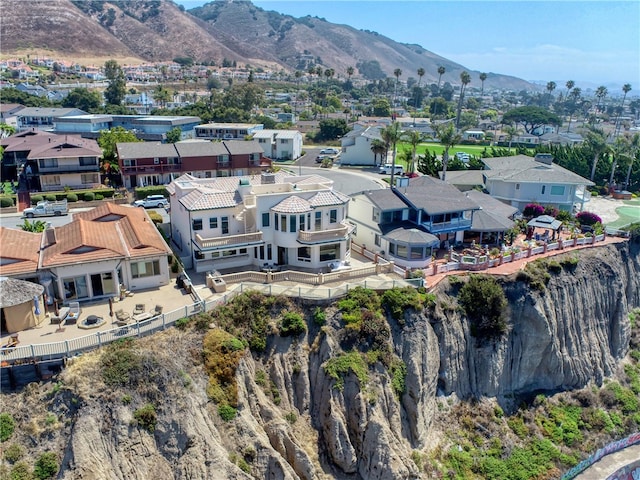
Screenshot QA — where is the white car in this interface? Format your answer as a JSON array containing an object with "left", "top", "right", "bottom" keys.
[
  {"left": 379, "top": 164, "right": 404, "bottom": 175},
  {"left": 320, "top": 148, "right": 339, "bottom": 155},
  {"left": 134, "top": 195, "right": 168, "bottom": 208}
]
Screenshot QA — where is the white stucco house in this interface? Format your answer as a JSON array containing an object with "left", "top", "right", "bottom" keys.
[
  {"left": 167, "top": 172, "right": 355, "bottom": 273},
  {"left": 482, "top": 153, "right": 594, "bottom": 212},
  {"left": 251, "top": 129, "right": 303, "bottom": 160},
  {"left": 339, "top": 124, "right": 386, "bottom": 166}
]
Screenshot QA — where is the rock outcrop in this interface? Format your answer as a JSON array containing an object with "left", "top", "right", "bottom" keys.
[{"left": 6, "top": 241, "right": 638, "bottom": 479}]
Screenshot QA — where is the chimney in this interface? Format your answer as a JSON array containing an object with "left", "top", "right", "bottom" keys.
[
  {"left": 534, "top": 153, "right": 553, "bottom": 165},
  {"left": 45, "top": 223, "right": 56, "bottom": 245}
]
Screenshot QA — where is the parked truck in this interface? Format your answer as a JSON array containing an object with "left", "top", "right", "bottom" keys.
[{"left": 22, "top": 199, "right": 69, "bottom": 218}]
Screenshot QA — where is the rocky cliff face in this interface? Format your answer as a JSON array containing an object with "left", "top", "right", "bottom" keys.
[{"left": 5, "top": 242, "right": 638, "bottom": 480}]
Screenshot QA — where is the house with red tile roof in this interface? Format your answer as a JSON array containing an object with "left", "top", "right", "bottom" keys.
[{"left": 0, "top": 203, "right": 171, "bottom": 303}]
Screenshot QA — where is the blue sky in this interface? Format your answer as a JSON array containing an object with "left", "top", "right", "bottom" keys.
[{"left": 177, "top": 1, "right": 639, "bottom": 90}]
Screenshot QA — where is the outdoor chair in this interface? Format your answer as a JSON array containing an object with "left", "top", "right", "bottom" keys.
[
  {"left": 133, "top": 304, "right": 146, "bottom": 316},
  {"left": 66, "top": 302, "right": 81, "bottom": 325},
  {"left": 149, "top": 305, "right": 163, "bottom": 316},
  {"left": 115, "top": 309, "right": 131, "bottom": 325}
]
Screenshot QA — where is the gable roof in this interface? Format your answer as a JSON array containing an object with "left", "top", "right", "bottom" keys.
[
  {"left": 482, "top": 155, "right": 594, "bottom": 186},
  {"left": 0, "top": 227, "right": 42, "bottom": 276},
  {"left": 358, "top": 189, "right": 408, "bottom": 211},
  {"left": 27, "top": 137, "right": 101, "bottom": 159},
  {"left": 223, "top": 140, "right": 263, "bottom": 155},
  {"left": 174, "top": 141, "right": 228, "bottom": 157}
]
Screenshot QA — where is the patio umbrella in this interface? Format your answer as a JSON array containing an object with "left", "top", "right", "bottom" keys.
[
  {"left": 109, "top": 297, "right": 114, "bottom": 317},
  {"left": 54, "top": 299, "right": 59, "bottom": 316},
  {"left": 33, "top": 296, "right": 41, "bottom": 315}
]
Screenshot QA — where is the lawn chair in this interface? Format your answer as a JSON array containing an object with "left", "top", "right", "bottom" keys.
[
  {"left": 133, "top": 304, "right": 146, "bottom": 316},
  {"left": 149, "top": 305, "right": 163, "bottom": 317},
  {"left": 115, "top": 309, "right": 131, "bottom": 326},
  {"left": 66, "top": 302, "right": 81, "bottom": 325}
]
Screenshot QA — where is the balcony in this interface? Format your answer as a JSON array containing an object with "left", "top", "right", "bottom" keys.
[
  {"left": 195, "top": 231, "right": 263, "bottom": 250},
  {"left": 421, "top": 217, "right": 472, "bottom": 234},
  {"left": 121, "top": 164, "right": 182, "bottom": 174},
  {"left": 38, "top": 164, "right": 99, "bottom": 173},
  {"left": 297, "top": 222, "right": 355, "bottom": 244}
]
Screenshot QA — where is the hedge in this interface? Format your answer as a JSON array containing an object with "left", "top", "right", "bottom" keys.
[
  {"left": 66, "top": 193, "right": 78, "bottom": 202},
  {"left": 82, "top": 192, "right": 95, "bottom": 201},
  {"left": 134, "top": 186, "right": 169, "bottom": 200},
  {"left": 0, "top": 196, "right": 15, "bottom": 208}
]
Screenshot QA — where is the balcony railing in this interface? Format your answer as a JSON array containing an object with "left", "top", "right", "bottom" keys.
[
  {"left": 38, "top": 164, "right": 99, "bottom": 173},
  {"left": 195, "top": 231, "right": 263, "bottom": 250},
  {"left": 297, "top": 222, "right": 355, "bottom": 244},
  {"left": 121, "top": 165, "right": 182, "bottom": 174},
  {"left": 421, "top": 218, "right": 472, "bottom": 233}
]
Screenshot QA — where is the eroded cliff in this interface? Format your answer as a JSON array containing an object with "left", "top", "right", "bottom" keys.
[{"left": 1, "top": 241, "right": 638, "bottom": 480}]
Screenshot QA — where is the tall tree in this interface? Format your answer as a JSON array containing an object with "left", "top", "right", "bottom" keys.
[
  {"left": 62, "top": 87, "right": 102, "bottom": 112},
  {"left": 380, "top": 122, "right": 403, "bottom": 186},
  {"left": 370, "top": 138, "right": 386, "bottom": 165},
  {"left": 565, "top": 87, "right": 581, "bottom": 132},
  {"left": 153, "top": 85, "right": 172, "bottom": 109},
  {"left": 614, "top": 83, "right": 632, "bottom": 137},
  {"left": 565, "top": 80, "right": 575, "bottom": 100},
  {"left": 346, "top": 66, "right": 354, "bottom": 81},
  {"left": 436, "top": 66, "right": 446, "bottom": 95},
  {"left": 582, "top": 126, "right": 610, "bottom": 182},
  {"left": 455, "top": 71, "right": 471, "bottom": 129},
  {"left": 595, "top": 86, "right": 608, "bottom": 113},
  {"left": 402, "top": 129, "right": 424, "bottom": 174},
  {"left": 503, "top": 125, "right": 519, "bottom": 149},
  {"left": 479, "top": 72, "right": 487, "bottom": 97},
  {"left": 434, "top": 123, "right": 461, "bottom": 182},
  {"left": 393, "top": 68, "right": 402, "bottom": 107},
  {"left": 413, "top": 67, "right": 426, "bottom": 124},
  {"left": 103, "top": 59, "right": 126, "bottom": 106},
  {"left": 501, "top": 106, "right": 561, "bottom": 135},
  {"left": 623, "top": 133, "right": 640, "bottom": 189}
]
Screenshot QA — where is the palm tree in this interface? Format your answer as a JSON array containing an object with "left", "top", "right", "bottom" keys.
[
  {"left": 565, "top": 80, "right": 575, "bottom": 100},
  {"left": 380, "top": 122, "right": 403, "bottom": 186},
  {"left": 479, "top": 72, "right": 487, "bottom": 97},
  {"left": 370, "top": 138, "right": 386, "bottom": 166},
  {"left": 614, "top": 83, "right": 632, "bottom": 137},
  {"left": 455, "top": 71, "right": 471, "bottom": 129},
  {"left": 417, "top": 67, "right": 425, "bottom": 89},
  {"left": 609, "top": 135, "right": 629, "bottom": 186},
  {"left": 434, "top": 123, "right": 461, "bottom": 182},
  {"left": 566, "top": 87, "right": 581, "bottom": 132},
  {"left": 503, "top": 125, "right": 519, "bottom": 150},
  {"left": 546, "top": 81, "right": 556, "bottom": 107},
  {"left": 623, "top": 133, "right": 639, "bottom": 189},
  {"left": 436, "top": 66, "right": 445, "bottom": 95},
  {"left": 403, "top": 130, "right": 424, "bottom": 174},
  {"left": 583, "top": 126, "right": 610, "bottom": 181},
  {"left": 346, "top": 66, "right": 354, "bottom": 82},
  {"left": 393, "top": 68, "right": 402, "bottom": 106},
  {"left": 413, "top": 67, "right": 426, "bottom": 125},
  {"left": 595, "top": 86, "right": 608, "bottom": 112}
]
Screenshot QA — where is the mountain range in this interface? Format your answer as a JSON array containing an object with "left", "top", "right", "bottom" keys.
[{"left": 1, "top": 0, "right": 533, "bottom": 90}]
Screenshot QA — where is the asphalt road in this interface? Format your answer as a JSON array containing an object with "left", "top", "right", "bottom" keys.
[{"left": 0, "top": 206, "right": 169, "bottom": 230}]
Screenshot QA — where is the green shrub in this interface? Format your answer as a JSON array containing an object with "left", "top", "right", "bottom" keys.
[
  {"left": 382, "top": 287, "right": 424, "bottom": 322},
  {"left": 33, "top": 452, "right": 58, "bottom": 480},
  {"left": 134, "top": 186, "right": 168, "bottom": 200},
  {"left": 95, "top": 194, "right": 104, "bottom": 200},
  {"left": 284, "top": 411, "right": 297, "bottom": 424},
  {"left": 313, "top": 307, "right": 326, "bottom": 325},
  {"left": 0, "top": 196, "right": 13, "bottom": 208},
  {"left": 546, "top": 260, "right": 562, "bottom": 273},
  {"left": 255, "top": 370, "right": 267, "bottom": 387},
  {"left": 66, "top": 193, "right": 78, "bottom": 202},
  {"left": 121, "top": 394, "right": 132, "bottom": 404},
  {"left": 100, "top": 340, "right": 143, "bottom": 387},
  {"left": 30, "top": 195, "right": 43, "bottom": 205},
  {"left": 175, "top": 317, "right": 191, "bottom": 330},
  {"left": 82, "top": 191, "right": 95, "bottom": 201},
  {"left": 10, "top": 461, "right": 32, "bottom": 480},
  {"left": 147, "top": 211, "right": 163, "bottom": 224},
  {"left": 0, "top": 413, "right": 16, "bottom": 442},
  {"left": 133, "top": 404, "right": 157, "bottom": 433},
  {"left": 458, "top": 275, "right": 508, "bottom": 337},
  {"left": 324, "top": 351, "right": 369, "bottom": 390},
  {"left": 3, "top": 443, "right": 24, "bottom": 463},
  {"left": 280, "top": 311, "right": 306, "bottom": 336},
  {"left": 44, "top": 194, "right": 56, "bottom": 202},
  {"left": 389, "top": 359, "right": 407, "bottom": 397},
  {"left": 218, "top": 404, "right": 237, "bottom": 421}
]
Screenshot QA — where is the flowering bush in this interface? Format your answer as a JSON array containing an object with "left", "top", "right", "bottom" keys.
[
  {"left": 576, "top": 211, "right": 602, "bottom": 226},
  {"left": 543, "top": 206, "right": 559, "bottom": 218},
  {"left": 523, "top": 203, "right": 544, "bottom": 218}
]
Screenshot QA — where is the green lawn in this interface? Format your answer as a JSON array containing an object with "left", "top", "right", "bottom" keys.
[{"left": 397, "top": 142, "right": 517, "bottom": 158}]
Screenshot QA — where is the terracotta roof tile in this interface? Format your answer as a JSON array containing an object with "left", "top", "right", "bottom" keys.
[
  {"left": 271, "top": 196, "right": 312, "bottom": 213},
  {"left": 0, "top": 227, "right": 42, "bottom": 276},
  {"left": 308, "top": 190, "right": 350, "bottom": 207}
]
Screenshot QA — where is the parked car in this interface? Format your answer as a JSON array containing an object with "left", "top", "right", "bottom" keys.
[
  {"left": 320, "top": 148, "right": 339, "bottom": 155},
  {"left": 316, "top": 155, "right": 329, "bottom": 163},
  {"left": 134, "top": 195, "right": 168, "bottom": 208},
  {"left": 379, "top": 164, "right": 404, "bottom": 175},
  {"left": 455, "top": 152, "right": 470, "bottom": 163}
]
